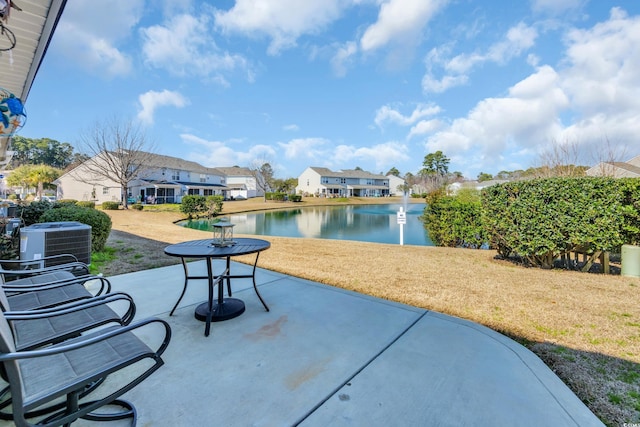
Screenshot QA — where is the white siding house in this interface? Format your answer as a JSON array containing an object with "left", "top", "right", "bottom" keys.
[
  {"left": 54, "top": 152, "right": 228, "bottom": 204},
  {"left": 296, "top": 167, "right": 391, "bottom": 197},
  {"left": 214, "top": 166, "right": 264, "bottom": 199}
]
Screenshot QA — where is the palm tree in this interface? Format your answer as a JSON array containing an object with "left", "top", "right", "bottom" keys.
[{"left": 7, "top": 164, "right": 62, "bottom": 198}]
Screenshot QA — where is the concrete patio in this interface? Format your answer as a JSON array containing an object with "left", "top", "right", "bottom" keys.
[{"left": 3, "top": 260, "right": 604, "bottom": 426}]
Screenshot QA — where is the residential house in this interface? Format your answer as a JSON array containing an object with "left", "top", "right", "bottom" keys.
[
  {"left": 296, "top": 167, "right": 391, "bottom": 197},
  {"left": 585, "top": 154, "right": 640, "bottom": 178},
  {"left": 386, "top": 174, "right": 408, "bottom": 196},
  {"left": 54, "top": 152, "right": 228, "bottom": 204},
  {"left": 214, "top": 166, "right": 264, "bottom": 199}
]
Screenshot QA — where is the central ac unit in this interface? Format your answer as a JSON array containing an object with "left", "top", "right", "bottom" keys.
[{"left": 20, "top": 221, "right": 92, "bottom": 267}]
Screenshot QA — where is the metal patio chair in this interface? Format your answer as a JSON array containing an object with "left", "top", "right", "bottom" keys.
[
  {"left": 0, "top": 254, "right": 90, "bottom": 281},
  {"left": 0, "top": 312, "right": 171, "bottom": 427},
  {"left": 2, "top": 274, "right": 112, "bottom": 311},
  {"left": 0, "top": 284, "right": 136, "bottom": 422},
  {"left": 0, "top": 288, "right": 136, "bottom": 352}
]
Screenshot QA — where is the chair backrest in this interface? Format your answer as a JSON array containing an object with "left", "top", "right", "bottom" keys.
[
  {"left": 0, "top": 309, "right": 22, "bottom": 399},
  {"left": 0, "top": 282, "right": 10, "bottom": 312}
]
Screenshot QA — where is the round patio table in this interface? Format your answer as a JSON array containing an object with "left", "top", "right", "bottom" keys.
[{"left": 164, "top": 238, "right": 271, "bottom": 336}]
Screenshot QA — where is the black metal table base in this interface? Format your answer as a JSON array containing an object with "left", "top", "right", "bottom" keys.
[{"left": 195, "top": 298, "right": 245, "bottom": 322}]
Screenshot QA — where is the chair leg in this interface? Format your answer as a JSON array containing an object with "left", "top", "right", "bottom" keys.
[{"left": 81, "top": 399, "right": 137, "bottom": 423}]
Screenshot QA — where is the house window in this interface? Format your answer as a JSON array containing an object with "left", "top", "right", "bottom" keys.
[
  {"left": 340, "top": 178, "right": 346, "bottom": 184},
  {"left": 321, "top": 177, "right": 329, "bottom": 184},
  {"left": 172, "top": 170, "right": 180, "bottom": 180},
  {"left": 200, "top": 174, "right": 207, "bottom": 183},
  {"left": 204, "top": 189, "right": 214, "bottom": 196},
  {"left": 102, "top": 187, "right": 109, "bottom": 195}
]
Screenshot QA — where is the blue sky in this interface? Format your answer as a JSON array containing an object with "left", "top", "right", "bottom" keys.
[{"left": 20, "top": 0, "right": 640, "bottom": 179}]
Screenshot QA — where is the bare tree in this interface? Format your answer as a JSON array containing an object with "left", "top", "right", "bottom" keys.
[
  {"left": 535, "top": 138, "right": 586, "bottom": 178},
  {"left": 249, "top": 160, "right": 274, "bottom": 202},
  {"left": 75, "top": 116, "right": 155, "bottom": 209},
  {"left": 589, "top": 136, "right": 628, "bottom": 177}
]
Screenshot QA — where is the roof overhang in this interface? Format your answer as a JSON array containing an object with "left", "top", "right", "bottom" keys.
[
  {"left": 1, "top": 0, "right": 67, "bottom": 100},
  {"left": 0, "top": 0, "right": 67, "bottom": 161}
]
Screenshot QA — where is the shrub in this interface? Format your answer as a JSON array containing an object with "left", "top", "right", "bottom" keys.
[
  {"left": 180, "top": 195, "right": 206, "bottom": 218},
  {"left": 39, "top": 206, "right": 112, "bottom": 252},
  {"left": 101, "top": 201, "right": 120, "bottom": 210},
  {"left": 16, "top": 200, "right": 53, "bottom": 226},
  {"left": 422, "top": 189, "right": 486, "bottom": 249},
  {"left": 481, "top": 177, "right": 630, "bottom": 268},
  {"left": 205, "top": 195, "right": 223, "bottom": 217},
  {"left": 290, "top": 194, "right": 302, "bottom": 202},
  {"left": 76, "top": 201, "right": 96, "bottom": 209},
  {"left": 55, "top": 200, "right": 80, "bottom": 209},
  {"left": 266, "top": 192, "right": 288, "bottom": 201},
  {"left": 131, "top": 203, "right": 144, "bottom": 211}
]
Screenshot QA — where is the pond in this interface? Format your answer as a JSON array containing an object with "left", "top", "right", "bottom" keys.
[{"left": 181, "top": 203, "right": 433, "bottom": 246}]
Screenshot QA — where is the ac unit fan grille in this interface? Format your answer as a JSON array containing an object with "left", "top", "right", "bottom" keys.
[{"left": 44, "top": 230, "right": 91, "bottom": 266}]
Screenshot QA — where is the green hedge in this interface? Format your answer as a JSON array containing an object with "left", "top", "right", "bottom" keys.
[
  {"left": 39, "top": 206, "right": 112, "bottom": 252},
  {"left": 16, "top": 200, "right": 53, "bottom": 226},
  {"left": 76, "top": 201, "right": 96, "bottom": 209},
  {"left": 481, "top": 177, "right": 639, "bottom": 268},
  {"left": 101, "top": 201, "right": 120, "bottom": 210},
  {"left": 422, "top": 189, "right": 487, "bottom": 248}
]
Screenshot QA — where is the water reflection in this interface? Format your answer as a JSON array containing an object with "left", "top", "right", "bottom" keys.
[{"left": 182, "top": 203, "right": 433, "bottom": 246}]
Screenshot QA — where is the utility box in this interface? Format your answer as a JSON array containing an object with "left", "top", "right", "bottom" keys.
[
  {"left": 621, "top": 244, "right": 640, "bottom": 278},
  {"left": 20, "top": 221, "right": 92, "bottom": 267}
]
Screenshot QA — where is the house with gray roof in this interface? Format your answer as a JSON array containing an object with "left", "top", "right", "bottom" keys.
[
  {"left": 296, "top": 167, "right": 392, "bottom": 197},
  {"left": 586, "top": 154, "right": 640, "bottom": 178},
  {"left": 214, "top": 166, "right": 264, "bottom": 199},
  {"left": 55, "top": 151, "right": 228, "bottom": 204}
]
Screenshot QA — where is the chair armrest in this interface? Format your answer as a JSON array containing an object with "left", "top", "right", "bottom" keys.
[
  {"left": 0, "top": 254, "right": 80, "bottom": 267},
  {"left": 0, "top": 262, "right": 90, "bottom": 280},
  {"left": 0, "top": 317, "right": 172, "bottom": 362},
  {"left": 4, "top": 292, "right": 136, "bottom": 325},
  {"left": 3, "top": 275, "right": 111, "bottom": 296}
]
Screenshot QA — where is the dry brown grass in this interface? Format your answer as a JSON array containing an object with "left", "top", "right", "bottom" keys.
[{"left": 104, "top": 197, "right": 640, "bottom": 425}]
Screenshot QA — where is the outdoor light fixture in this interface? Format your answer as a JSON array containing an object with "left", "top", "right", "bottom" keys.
[{"left": 211, "top": 221, "right": 236, "bottom": 247}]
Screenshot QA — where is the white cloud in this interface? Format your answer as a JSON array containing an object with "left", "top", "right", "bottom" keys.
[
  {"left": 182, "top": 134, "right": 277, "bottom": 167},
  {"left": 425, "top": 65, "right": 569, "bottom": 173},
  {"left": 332, "top": 142, "right": 410, "bottom": 172},
  {"left": 280, "top": 138, "right": 330, "bottom": 160},
  {"left": 214, "top": 0, "right": 348, "bottom": 55},
  {"left": 137, "top": 90, "right": 189, "bottom": 125},
  {"left": 408, "top": 119, "right": 443, "bottom": 139},
  {"left": 423, "top": 22, "right": 538, "bottom": 93},
  {"left": 555, "top": 7, "right": 640, "bottom": 150},
  {"left": 283, "top": 124, "right": 300, "bottom": 131},
  {"left": 279, "top": 138, "right": 408, "bottom": 173},
  {"left": 360, "top": 0, "right": 449, "bottom": 52},
  {"left": 331, "top": 41, "right": 358, "bottom": 77},
  {"left": 53, "top": 0, "right": 144, "bottom": 77},
  {"left": 141, "top": 14, "right": 249, "bottom": 81},
  {"left": 374, "top": 103, "right": 441, "bottom": 128}
]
